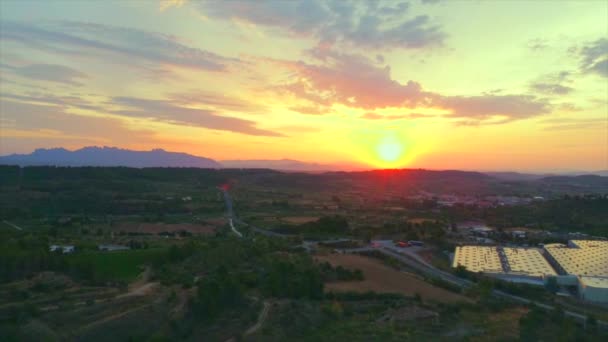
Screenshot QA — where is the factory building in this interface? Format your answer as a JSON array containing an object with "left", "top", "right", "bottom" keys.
[
  {"left": 454, "top": 240, "right": 608, "bottom": 302},
  {"left": 544, "top": 240, "right": 608, "bottom": 303},
  {"left": 452, "top": 246, "right": 555, "bottom": 285}
]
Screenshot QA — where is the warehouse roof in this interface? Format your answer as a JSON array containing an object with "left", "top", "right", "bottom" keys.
[
  {"left": 544, "top": 240, "right": 608, "bottom": 277},
  {"left": 503, "top": 247, "right": 556, "bottom": 277}
]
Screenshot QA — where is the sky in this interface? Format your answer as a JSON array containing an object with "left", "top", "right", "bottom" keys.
[{"left": 0, "top": 0, "right": 607, "bottom": 172}]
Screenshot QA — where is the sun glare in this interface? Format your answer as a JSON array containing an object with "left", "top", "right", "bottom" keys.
[{"left": 376, "top": 136, "right": 404, "bottom": 164}]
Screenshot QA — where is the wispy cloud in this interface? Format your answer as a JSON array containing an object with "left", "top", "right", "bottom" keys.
[
  {"left": 578, "top": 38, "right": 607, "bottom": 77},
  {"left": 271, "top": 49, "right": 551, "bottom": 124},
  {"left": 110, "top": 97, "right": 284, "bottom": 137},
  {"left": 0, "top": 99, "right": 155, "bottom": 145},
  {"left": 1, "top": 63, "right": 88, "bottom": 86},
  {"left": 196, "top": 0, "right": 445, "bottom": 50},
  {"left": 361, "top": 112, "right": 433, "bottom": 120},
  {"left": 0, "top": 20, "right": 236, "bottom": 75}
]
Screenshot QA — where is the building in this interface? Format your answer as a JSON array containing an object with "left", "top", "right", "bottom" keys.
[
  {"left": 98, "top": 244, "right": 130, "bottom": 252},
  {"left": 544, "top": 240, "right": 608, "bottom": 303},
  {"left": 452, "top": 246, "right": 503, "bottom": 273},
  {"left": 453, "top": 245, "right": 556, "bottom": 285},
  {"left": 49, "top": 245, "right": 75, "bottom": 254},
  {"left": 454, "top": 240, "right": 608, "bottom": 302}
]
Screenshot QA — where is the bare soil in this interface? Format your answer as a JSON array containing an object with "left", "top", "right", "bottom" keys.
[
  {"left": 113, "top": 223, "right": 216, "bottom": 235},
  {"left": 315, "top": 254, "right": 469, "bottom": 303}
]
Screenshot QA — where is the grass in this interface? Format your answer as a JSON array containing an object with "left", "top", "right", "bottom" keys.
[{"left": 66, "top": 248, "right": 167, "bottom": 282}]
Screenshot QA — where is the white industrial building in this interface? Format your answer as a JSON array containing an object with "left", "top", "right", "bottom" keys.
[
  {"left": 544, "top": 240, "right": 608, "bottom": 303},
  {"left": 452, "top": 246, "right": 556, "bottom": 285}
]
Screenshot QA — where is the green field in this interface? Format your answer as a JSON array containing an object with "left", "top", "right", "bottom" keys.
[{"left": 66, "top": 248, "right": 167, "bottom": 282}]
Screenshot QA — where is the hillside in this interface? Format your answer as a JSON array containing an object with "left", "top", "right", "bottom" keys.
[{"left": 0, "top": 147, "right": 222, "bottom": 168}]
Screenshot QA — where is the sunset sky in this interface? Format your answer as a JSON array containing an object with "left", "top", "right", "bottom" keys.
[{"left": 1, "top": 0, "right": 607, "bottom": 171}]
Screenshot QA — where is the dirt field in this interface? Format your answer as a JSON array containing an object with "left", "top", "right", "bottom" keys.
[
  {"left": 315, "top": 254, "right": 469, "bottom": 303},
  {"left": 408, "top": 218, "right": 436, "bottom": 224},
  {"left": 113, "top": 223, "right": 216, "bottom": 235},
  {"left": 281, "top": 216, "right": 319, "bottom": 224}
]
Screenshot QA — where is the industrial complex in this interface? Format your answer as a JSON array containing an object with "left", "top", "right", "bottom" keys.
[{"left": 453, "top": 240, "right": 608, "bottom": 303}]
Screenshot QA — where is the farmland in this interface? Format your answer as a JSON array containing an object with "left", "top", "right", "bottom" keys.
[{"left": 315, "top": 254, "right": 469, "bottom": 303}]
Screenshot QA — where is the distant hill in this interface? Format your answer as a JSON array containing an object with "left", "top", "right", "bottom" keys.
[
  {"left": 484, "top": 172, "right": 549, "bottom": 181},
  {"left": 220, "top": 159, "right": 366, "bottom": 171},
  {"left": 0, "top": 147, "right": 222, "bottom": 168}
]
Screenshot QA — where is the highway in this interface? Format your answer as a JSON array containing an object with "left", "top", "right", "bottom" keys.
[
  {"left": 219, "top": 187, "right": 606, "bottom": 329},
  {"left": 219, "top": 187, "right": 292, "bottom": 238},
  {"left": 219, "top": 189, "right": 243, "bottom": 238},
  {"left": 3, "top": 220, "right": 23, "bottom": 231},
  {"left": 338, "top": 245, "right": 607, "bottom": 329}
]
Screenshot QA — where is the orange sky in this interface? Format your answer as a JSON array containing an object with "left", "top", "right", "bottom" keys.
[{"left": 0, "top": 0, "right": 607, "bottom": 171}]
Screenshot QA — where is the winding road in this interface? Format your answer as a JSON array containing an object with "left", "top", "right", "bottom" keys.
[{"left": 219, "top": 187, "right": 607, "bottom": 329}]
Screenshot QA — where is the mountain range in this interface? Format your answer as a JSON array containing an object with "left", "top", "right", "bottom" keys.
[
  {"left": 1, "top": 147, "right": 607, "bottom": 177},
  {"left": 0, "top": 147, "right": 221, "bottom": 168}
]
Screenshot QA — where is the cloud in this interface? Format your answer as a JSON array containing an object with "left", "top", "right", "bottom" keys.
[
  {"left": 0, "top": 91, "right": 104, "bottom": 112},
  {"left": 159, "top": 0, "right": 187, "bottom": 12},
  {"left": 530, "top": 82, "right": 573, "bottom": 95},
  {"left": 1, "top": 63, "right": 88, "bottom": 86},
  {"left": 361, "top": 112, "right": 433, "bottom": 120},
  {"left": 579, "top": 38, "right": 608, "bottom": 77},
  {"left": 196, "top": 0, "right": 445, "bottom": 49},
  {"left": 0, "top": 99, "right": 155, "bottom": 144},
  {"left": 529, "top": 71, "right": 573, "bottom": 95},
  {"left": 272, "top": 50, "right": 551, "bottom": 123},
  {"left": 589, "top": 58, "right": 608, "bottom": 77},
  {"left": 1, "top": 90, "right": 283, "bottom": 137},
  {"left": 435, "top": 95, "right": 551, "bottom": 122},
  {"left": 0, "top": 21, "right": 234, "bottom": 73},
  {"left": 166, "top": 90, "right": 267, "bottom": 112},
  {"left": 273, "top": 51, "right": 431, "bottom": 110},
  {"left": 527, "top": 38, "right": 549, "bottom": 51},
  {"left": 289, "top": 105, "right": 329, "bottom": 115},
  {"left": 540, "top": 117, "right": 607, "bottom": 131},
  {"left": 110, "top": 97, "right": 284, "bottom": 137}
]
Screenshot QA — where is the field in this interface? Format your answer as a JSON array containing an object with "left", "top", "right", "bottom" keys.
[
  {"left": 112, "top": 222, "right": 216, "bottom": 235},
  {"left": 66, "top": 248, "right": 167, "bottom": 282},
  {"left": 281, "top": 216, "right": 319, "bottom": 224},
  {"left": 315, "top": 254, "right": 469, "bottom": 303}
]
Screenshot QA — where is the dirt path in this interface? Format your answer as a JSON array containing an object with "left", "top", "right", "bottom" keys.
[
  {"left": 244, "top": 301, "right": 270, "bottom": 336},
  {"left": 2, "top": 220, "right": 23, "bottom": 231},
  {"left": 76, "top": 303, "right": 152, "bottom": 333}
]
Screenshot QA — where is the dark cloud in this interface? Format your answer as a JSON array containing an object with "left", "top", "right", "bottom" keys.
[
  {"left": 1, "top": 63, "right": 88, "bottom": 86},
  {"left": 579, "top": 38, "right": 608, "bottom": 77},
  {"left": 589, "top": 58, "right": 608, "bottom": 77},
  {"left": 110, "top": 97, "right": 284, "bottom": 137},
  {"left": 0, "top": 21, "right": 234, "bottom": 73},
  {"left": 197, "top": 0, "right": 445, "bottom": 49}
]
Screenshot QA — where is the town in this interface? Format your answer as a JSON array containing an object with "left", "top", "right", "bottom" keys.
[{"left": 1, "top": 166, "right": 607, "bottom": 340}]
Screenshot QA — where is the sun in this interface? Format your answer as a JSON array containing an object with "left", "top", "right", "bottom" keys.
[{"left": 376, "top": 136, "right": 404, "bottom": 164}]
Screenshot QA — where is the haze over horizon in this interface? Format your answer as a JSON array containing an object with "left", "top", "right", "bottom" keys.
[{"left": 1, "top": 0, "right": 607, "bottom": 171}]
